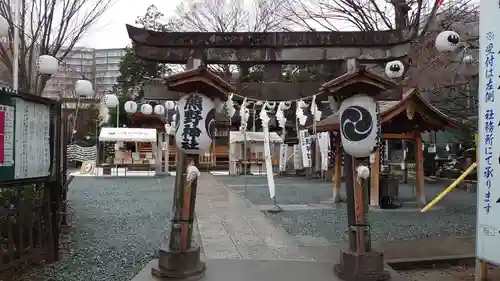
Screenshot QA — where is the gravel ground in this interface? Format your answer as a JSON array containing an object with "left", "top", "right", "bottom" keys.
[
  {"left": 217, "top": 176, "right": 477, "bottom": 243},
  {"left": 399, "top": 266, "right": 476, "bottom": 281},
  {"left": 20, "top": 177, "right": 175, "bottom": 281}
]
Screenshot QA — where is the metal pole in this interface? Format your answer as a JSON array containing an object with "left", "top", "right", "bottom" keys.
[
  {"left": 244, "top": 130, "right": 247, "bottom": 176},
  {"left": 116, "top": 104, "right": 119, "bottom": 128},
  {"left": 165, "top": 133, "right": 169, "bottom": 174},
  {"left": 12, "top": 0, "right": 20, "bottom": 91}
]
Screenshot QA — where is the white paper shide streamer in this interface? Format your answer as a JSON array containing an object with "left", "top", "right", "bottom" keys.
[
  {"left": 260, "top": 103, "right": 276, "bottom": 199},
  {"left": 311, "top": 95, "right": 322, "bottom": 122},
  {"left": 299, "top": 130, "right": 312, "bottom": 168},
  {"left": 296, "top": 100, "right": 308, "bottom": 126},
  {"left": 279, "top": 144, "right": 288, "bottom": 172},
  {"left": 239, "top": 98, "right": 250, "bottom": 132}
]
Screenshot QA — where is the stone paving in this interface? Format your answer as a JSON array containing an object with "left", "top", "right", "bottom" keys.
[{"left": 195, "top": 174, "right": 315, "bottom": 261}]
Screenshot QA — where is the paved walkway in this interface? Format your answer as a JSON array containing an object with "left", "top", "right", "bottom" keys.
[
  {"left": 132, "top": 174, "right": 485, "bottom": 281},
  {"left": 194, "top": 173, "right": 315, "bottom": 261}
]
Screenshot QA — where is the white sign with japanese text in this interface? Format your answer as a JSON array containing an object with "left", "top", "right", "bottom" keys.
[{"left": 477, "top": 0, "right": 500, "bottom": 266}]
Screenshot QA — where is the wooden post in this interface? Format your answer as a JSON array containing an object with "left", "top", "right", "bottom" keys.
[
  {"left": 415, "top": 134, "right": 426, "bottom": 206},
  {"left": 333, "top": 134, "right": 342, "bottom": 202},
  {"left": 370, "top": 148, "right": 381, "bottom": 207}
]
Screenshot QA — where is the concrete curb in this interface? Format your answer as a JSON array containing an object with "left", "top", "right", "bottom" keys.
[{"left": 387, "top": 254, "right": 475, "bottom": 270}]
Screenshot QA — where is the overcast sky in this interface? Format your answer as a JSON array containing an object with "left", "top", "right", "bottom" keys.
[{"left": 77, "top": 0, "right": 183, "bottom": 49}]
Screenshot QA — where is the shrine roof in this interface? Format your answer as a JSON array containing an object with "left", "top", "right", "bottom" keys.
[
  {"left": 314, "top": 88, "right": 460, "bottom": 133},
  {"left": 318, "top": 66, "right": 402, "bottom": 101},
  {"left": 163, "top": 66, "right": 235, "bottom": 101}
]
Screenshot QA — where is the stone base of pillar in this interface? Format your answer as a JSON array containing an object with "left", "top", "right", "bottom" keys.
[
  {"left": 151, "top": 243, "right": 205, "bottom": 280},
  {"left": 334, "top": 250, "right": 391, "bottom": 281}
]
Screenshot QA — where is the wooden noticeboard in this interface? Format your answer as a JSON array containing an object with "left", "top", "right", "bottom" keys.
[{"left": 0, "top": 94, "right": 52, "bottom": 182}]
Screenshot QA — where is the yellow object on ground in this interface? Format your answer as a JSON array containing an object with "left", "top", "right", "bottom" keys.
[{"left": 420, "top": 162, "right": 477, "bottom": 212}]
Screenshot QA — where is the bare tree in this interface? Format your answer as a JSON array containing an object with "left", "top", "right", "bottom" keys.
[
  {"left": 0, "top": 0, "right": 112, "bottom": 95},
  {"left": 163, "top": 0, "right": 290, "bottom": 77}
]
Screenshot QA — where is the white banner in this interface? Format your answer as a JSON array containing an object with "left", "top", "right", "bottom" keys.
[
  {"left": 262, "top": 118, "right": 276, "bottom": 199},
  {"left": 318, "top": 132, "right": 330, "bottom": 171},
  {"left": 302, "top": 136, "right": 312, "bottom": 168},
  {"left": 293, "top": 144, "right": 302, "bottom": 170},
  {"left": 279, "top": 144, "right": 288, "bottom": 171},
  {"left": 299, "top": 130, "right": 311, "bottom": 167}
]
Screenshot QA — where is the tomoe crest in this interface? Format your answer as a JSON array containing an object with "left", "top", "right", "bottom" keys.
[
  {"left": 205, "top": 108, "right": 216, "bottom": 139},
  {"left": 340, "top": 106, "right": 373, "bottom": 142},
  {"left": 338, "top": 95, "right": 380, "bottom": 158}
]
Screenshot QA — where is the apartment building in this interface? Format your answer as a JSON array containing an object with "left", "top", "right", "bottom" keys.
[{"left": 43, "top": 47, "right": 126, "bottom": 99}]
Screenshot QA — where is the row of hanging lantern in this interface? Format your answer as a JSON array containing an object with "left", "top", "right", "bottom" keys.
[{"left": 112, "top": 99, "right": 178, "bottom": 116}]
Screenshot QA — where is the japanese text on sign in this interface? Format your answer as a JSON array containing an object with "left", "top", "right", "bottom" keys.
[
  {"left": 484, "top": 32, "right": 496, "bottom": 214},
  {"left": 181, "top": 94, "right": 203, "bottom": 151}
]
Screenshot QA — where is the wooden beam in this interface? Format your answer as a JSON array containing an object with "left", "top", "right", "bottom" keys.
[
  {"left": 415, "top": 134, "right": 426, "bottom": 206},
  {"left": 383, "top": 133, "right": 416, "bottom": 140},
  {"left": 370, "top": 148, "right": 381, "bottom": 207},
  {"left": 333, "top": 134, "right": 342, "bottom": 202}
]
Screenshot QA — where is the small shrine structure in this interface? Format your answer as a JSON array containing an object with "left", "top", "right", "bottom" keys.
[{"left": 316, "top": 87, "right": 460, "bottom": 207}]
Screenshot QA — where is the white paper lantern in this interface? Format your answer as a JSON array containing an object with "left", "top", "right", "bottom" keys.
[
  {"left": 75, "top": 80, "right": 93, "bottom": 96},
  {"left": 339, "top": 94, "right": 380, "bottom": 158},
  {"left": 104, "top": 94, "right": 119, "bottom": 108},
  {"left": 154, "top": 104, "right": 165, "bottom": 115},
  {"left": 37, "top": 55, "right": 58, "bottom": 75},
  {"left": 174, "top": 93, "right": 216, "bottom": 154},
  {"left": 165, "top": 100, "right": 176, "bottom": 110},
  {"left": 124, "top": 101, "right": 138, "bottom": 113},
  {"left": 462, "top": 54, "right": 474, "bottom": 64},
  {"left": 0, "top": 16, "right": 8, "bottom": 38},
  {"left": 141, "top": 103, "right": 153, "bottom": 115},
  {"left": 385, "top": 60, "right": 404, "bottom": 79},
  {"left": 435, "top": 31, "right": 460, "bottom": 53}
]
